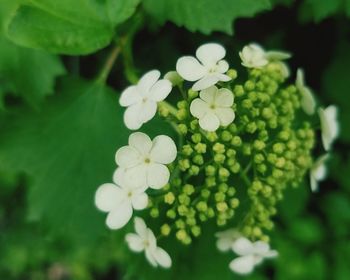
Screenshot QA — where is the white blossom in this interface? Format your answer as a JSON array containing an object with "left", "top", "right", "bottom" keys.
[
  {"left": 190, "top": 86, "right": 235, "bottom": 132},
  {"left": 120, "top": 70, "right": 172, "bottom": 130},
  {"left": 310, "top": 154, "right": 329, "bottom": 192},
  {"left": 176, "top": 43, "right": 231, "bottom": 91},
  {"left": 239, "top": 43, "right": 291, "bottom": 69},
  {"left": 215, "top": 228, "right": 241, "bottom": 252},
  {"left": 296, "top": 68, "right": 316, "bottom": 115},
  {"left": 115, "top": 132, "right": 177, "bottom": 189},
  {"left": 95, "top": 169, "right": 148, "bottom": 230},
  {"left": 319, "top": 105, "right": 339, "bottom": 151},
  {"left": 126, "top": 217, "right": 172, "bottom": 268},
  {"left": 229, "top": 237, "right": 278, "bottom": 275}
]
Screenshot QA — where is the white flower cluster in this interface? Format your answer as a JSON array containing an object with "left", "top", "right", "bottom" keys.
[
  {"left": 94, "top": 42, "right": 340, "bottom": 272},
  {"left": 216, "top": 229, "right": 277, "bottom": 275}
]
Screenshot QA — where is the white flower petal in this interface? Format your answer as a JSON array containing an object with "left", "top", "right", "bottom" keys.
[
  {"left": 217, "top": 60, "right": 229, "bottom": 73},
  {"left": 149, "top": 135, "right": 177, "bottom": 164},
  {"left": 149, "top": 79, "right": 172, "bottom": 102},
  {"left": 215, "top": 88, "right": 234, "bottom": 107},
  {"left": 146, "top": 228, "right": 157, "bottom": 250},
  {"left": 215, "top": 107, "right": 235, "bottom": 126},
  {"left": 196, "top": 43, "right": 226, "bottom": 66},
  {"left": 176, "top": 56, "right": 206, "bottom": 82},
  {"left": 123, "top": 103, "right": 144, "bottom": 130},
  {"left": 190, "top": 98, "right": 210, "bottom": 119},
  {"left": 134, "top": 217, "right": 148, "bottom": 237},
  {"left": 310, "top": 172, "right": 318, "bottom": 192},
  {"left": 265, "top": 51, "right": 291, "bottom": 61},
  {"left": 115, "top": 146, "right": 141, "bottom": 168},
  {"left": 147, "top": 163, "right": 170, "bottom": 189},
  {"left": 95, "top": 183, "right": 124, "bottom": 212},
  {"left": 113, "top": 168, "right": 126, "bottom": 186},
  {"left": 253, "top": 241, "right": 270, "bottom": 255},
  {"left": 153, "top": 247, "right": 172, "bottom": 268},
  {"left": 120, "top": 86, "right": 141, "bottom": 107},
  {"left": 137, "top": 70, "right": 160, "bottom": 93},
  {"left": 125, "top": 233, "right": 145, "bottom": 252},
  {"left": 145, "top": 248, "right": 158, "bottom": 267},
  {"left": 215, "top": 229, "right": 241, "bottom": 251},
  {"left": 296, "top": 69, "right": 316, "bottom": 115},
  {"left": 264, "top": 249, "right": 278, "bottom": 259},
  {"left": 215, "top": 73, "right": 232, "bottom": 82},
  {"left": 106, "top": 200, "right": 133, "bottom": 229},
  {"left": 192, "top": 75, "right": 219, "bottom": 91},
  {"left": 319, "top": 105, "right": 339, "bottom": 151},
  {"left": 229, "top": 255, "right": 255, "bottom": 275},
  {"left": 128, "top": 132, "right": 152, "bottom": 155},
  {"left": 240, "top": 44, "right": 268, "bottom": 68},
  {"left": 199, "top": 86, "right": 217, "bottom": 103},
  {"left": 199, "top": 112, "right": 220, "bottom": 132},
  {"left": 138, "top": 100, "right": 158, "bottom": 124},
  {"left": 131, "top": 191, "right": 148, "bottom": 210},
  {"left": 232, "top": 237, "right": 255, "bottom": 256},
  {"left": 124, "top": 165, "right": 148, "bottom": 189}
]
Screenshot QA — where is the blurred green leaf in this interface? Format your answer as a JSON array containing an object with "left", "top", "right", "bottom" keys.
[
  {"left": 6, "top": 0, "right": 140, "bottom": 55},
  {"left": 0, "top": 77, "right": 174, "bottom": 240},
  {"left": 143, "top": 0, "right": 271, "bottom": 34},
  {"left": 300, "top": 0, "right": 350, "bottom": 22},
  {"left": 0, "top": 35, "right": 65, "bottom": 108}
]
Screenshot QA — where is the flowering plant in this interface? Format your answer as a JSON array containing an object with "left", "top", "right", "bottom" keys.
[{"left": 95, "top": 43, "right": 339, "bottom": 274}]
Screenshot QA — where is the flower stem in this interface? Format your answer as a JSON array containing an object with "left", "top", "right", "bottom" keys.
[
  {"left": 96, "top": 45, "right": 121, "bottom": 84},
  {"left": 159, "top": 101, "right": 178, "bottom": 116}
]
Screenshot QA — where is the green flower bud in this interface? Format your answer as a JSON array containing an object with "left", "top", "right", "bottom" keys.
[
  {"left": 246, "top": 122, "right": 257, "bottom": 133},
  {"left": 242, "top": 99, "right": 253, "bottom": 109},
  {"left": 176, "top": 109, "right": 187, "bottom": 120},
  {"left": 230, "top": 162, "right": 241, "bottom": 173},
  {"left": 287, "top": 140, "right": 297, "bottom": 150},
  {"left": 230, "top": 198, "right": 240, "bottom": 208},
  {"left": 193, "top": 154, "right": 204, "bottom": 165},
  {"left": 275, "top": 157, "right": 286, "bottom": 168},
  {"left": 164, "top": 192, "right": 175, "bottom": 204},
  {"left": 229, "top": 124, "right": 238, "bottom": 134},
  {"left": 177, "top": 100, "right": 187, "bottom": 109},
  {"left": 216, "top": 202, "right": 228, "bottom": 212},
  {"left": 177, "top": 124, "right": 188, "bottom": 135},
  {"left": 201, "top": 189, "right": 211, "bottom": 199},
  {"left": 182, "top": 144, "right": 193, "bottom": 156},
  {"left": 190, "top": 119, "right": 199, "bottom": 130},
  {"left": 176, "top": 229, "right": 187, "bottom": 241},
  {"left": 179, "top": 159, "right": 190, "bottom": 171},
  {"left": 213, "top": 143, "right": 225, "bottom": 154},
  {"left": 186, "top": 217, "right": 196, "bottom": 226},
  {"left": 173, "top": 178, "right": 182, "bottom": 187},
  {"left": 196, "top": 201, "right": 208, "bottom": 212},
  {"left": 234, "top": 85, "right": 245, "bottom": 97},
  {"left": 242, "top": 144, "right": 252, "bottom": 155},
  {"left": 252, "top": 180, "right": 263, "bottom": 191},
  {"left": 253, "top": 140, "right": 266, "bottom": 150},
  {"left": 194, "top": 142, "right": 206, "bottom": 154},
  {"left": 227, "top": 187, "right": 236, "bottom": 196},
  {"left": 183, "top": 184, "right": 195, "bottom": 195},
  {"left": 166, "top": 209, "right": 177, "bottom": 219},
  {"left": 206, "top": 177, "right": 216, "bottom": 187},
  {"left": 254, "top": 153, "right": 265, "bottom": 164},
  {"left": 207, "top": 207, "right": 215, "bottom": 218},
  {"left": 150, "top": 208, "right": 159, "bottom": 218},
  {"left": 191, "top": 226, "right": 201, "bottom": 237},
  {"left": 227, "top": 69, "right": 238, "bottom": 79},
  {"left": 206, "top": 132, "right": 218, "bottom": 142},
  {"left": 226, "top": 148, "right": 236, "bottom": 157},
  {"left": 179, "top": 194, "right": 190, "bottom": 205},
  {"left": 191, "top": 133, "right": 202, "bottom": 143},
  {"left": 205, "top": 165, "right": 216, "bottom": 176},
  {"left": 161, "top": 224, "right": 171, "bottom": 236},
  {"left": 273, "top": 143, "right": 285, "bottom": 154},
  {"left": 262, "top": 107, "right": 274, "bottom": 119},
  {"left": 214, "top": 154, "right": 226, "bottom": 164},
  {"left": 256, "top": 163, "right": 267, "bottom": 174},
  {"left": 215, "top": 192, "right": 226, "bottom": 202},
  {"left": 178, "top": 205, "right": 188, "bottom": 216},
  {"left": 272, "top": 168, "right": 283, "bottom": 179},
  {"left": 188, "top": 89, "right": 198, "bottom": 99},
  {"left": 278, "top": 130, "right": 290, "bottom": 141},
  {"left": 231, "top": 136, "right": 242, "bottom": 147},
  {"left": 175, "top": 219, "right": 185, "bottom": 229},
  {"left": 218, "top": 167, "right": 230, "bottom": 179},
  {"left": 188, "top": 165, "right": 200, "bottom": 176},
  {"left": 218, "top": 183, "right": 228, "bottom": 193},
  {"left": 221, "top": 131, "right": 232, "bottom": 142},
  {"left": 164, "top": 71, "right": 183, "bottom": 86},
  {"left": 252, "top": 227, "right": 262, "bottom": 237},
  {"left": 244, "top": 80, "right": 255, "bottom": 91}
]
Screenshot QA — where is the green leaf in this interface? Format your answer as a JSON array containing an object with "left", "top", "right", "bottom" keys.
[
  {"left": 0, "top": 77, "right": 174, "bottom": 240},
  {"left": 143, "top": 0, "right": 271, "bottom": 34},
  {"left": 6, "top": 0, "right": 140, "bottom": 55},
  {"left": 0, "top": 35, "right": 65, "bottom": 108},
  {"left": 299, "top": 0, "right": 350, "bottom": 22},
  {"left": 322, "top": 41, "right": 350, "bottom": 142}
]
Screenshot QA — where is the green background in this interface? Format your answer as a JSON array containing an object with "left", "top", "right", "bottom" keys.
[{"left": 0, "top": 0, "right": 349, "bottom": 279}]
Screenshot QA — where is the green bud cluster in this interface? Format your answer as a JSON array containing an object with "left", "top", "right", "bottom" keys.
[{"left": 150, "top": 62, "right": 315, "bottom": 245}]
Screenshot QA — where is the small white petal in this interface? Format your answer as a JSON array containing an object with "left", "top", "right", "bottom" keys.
[
  {"left": 232, "top": 237, "right": 255, "bottom": 256},
  {"left": 128, "top": 132, "right": 152, "bottom": 155},
  {"left": 147, "top": 163, "right": 170, "bottom": 189},
  {"left": 149, "top": 79, "right": 172, "bottom": 102},
  {"left": 153, "top": 247, "right": 172, "bottom": 268},
  {"left": 120, "top": 86, "right": 141, "bottom": 107},
  {"left": 137, "top": 70, "right": 160, "bottom": 93},
  {"left": 229, "top": 255, "right": 255, "bottom": 275},
  {"left": 138, "top": 100, "right": 158, "bottom": 124},
  {"left": 125, "top": 233, "right": 145, "bottom": 252},
  {"left": 95, "top": 183, "right": 124, "bottom": 212},
  {"left": 253, "top": 241, "right": 270, "bottom": 255},
  {"left": 145, "top": 248, "right": 158, "bottom": 267},
  {"left": 215, "top": 88, "right": 234, "bottom": 107},
  {"left": 199, "top": 112, "right": 220, "bottom": 132},
  {"left": 319, "top": 105, "right": 339, "bottom": 151},
  {"left": 192, "top": 75, "right": 219, "bottom": 91},
  {"left": 123, "top": 103, "right": 144, "bottom": 130},
  {"left": 217, "top": 60, "right": 229, "bottom": 73},
  {"left": 215, "top": 229, "right": 241, "bottom": 252},
  {"left": 215, "top": 73, "right": 232, "bottom": 82},
  {"left": 240, "top": 44, "right": 268, "bottom": 68},
  {"left": 131, "top": 191, "right": 148, "bottom": 210},
  {"left": 264, "top": 250, "right": 278, "bottom": 259},
  {"left": 296, "top": 69, "right": 316, "bottom": 115},
  {"left": 113, "top": 168, "right": 126, "bottom": 186},
  {"left": 124, "top": 165, "right": 148, "bottom": 189},
  {"left": 115, "top": 146, "right": 141, "bottom": 168},
  {"left": 196, "top": 43, "right": 226, "bottom": 66},
  {"left": 149, "top": 135, "right": 177, "bottom": 164},
  {"left": 134, "top": 217, "right": 148, "bottom": 237},
  {"left": 176, "top": 56, "right": 206, "bottom": 81},
  {"left": 310, "top": 172, "right": 318, "bottom": 192},
  {"left": 199, "top": 86, "right": 217, "bottom": 103},
  {"left": 190, "top": 98, "right": 210, "bottom": 119},
  {"left": 106, "top": 200, "right": 133, "bottom": 229},
  {"left": 146, "top": 228, "right": 157, "bottom": 250},
  {"left": 215, "top": 107, "right": 235, "bottom": 126}
]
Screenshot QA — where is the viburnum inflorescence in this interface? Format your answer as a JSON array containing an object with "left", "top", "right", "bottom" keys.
[{"left": 95, "top": 42, "right": 339, "bottom": 274}]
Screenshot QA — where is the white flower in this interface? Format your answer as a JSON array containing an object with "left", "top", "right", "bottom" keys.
[
  {"left": 215, "top": 228, "right": 241, "bottom": 252},
  {"left": 115, "top": 132, "right": 177, "bottom": 189},
  {"left": 239, "top": 43, "right": 291, "bottom": 69},
  {"left": 126, "top": 217, "right": 172, "bottom": 268},
  {"left": 310, "top": 154, "right": 329, "bottom": 192},
  {"left": 95, "top": 169, "right": 148, "bottom": 230},
  {"left": 229, "top": 237, "right": 278, "bottom": 275},
  {"left": 190, "top": 86, "right": 235, "bottom": 132},
  {"left": 120, "top": 70, "right": 172, "bottom": 130},
  {"left": 296, "top": 68, "right": 316, "bottom": 115},
  {"left": 319, "top": 105, "right": 339, "bottom": 151},
  {"left": 176, "top": 43, "right": 231, "bottom": 91}
]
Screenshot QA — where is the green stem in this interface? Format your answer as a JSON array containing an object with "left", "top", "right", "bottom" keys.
[
  {"left": 159, "top": 101, "right": 178, "bottom": 116},
  {"left": 240, "top": 170, "right": 252, "bottom": 187},
  {"left": 96, "top": 45, "right": 121, "bottom": 84}
]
